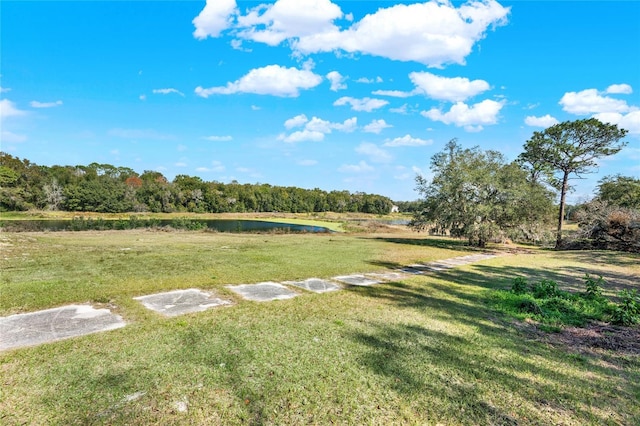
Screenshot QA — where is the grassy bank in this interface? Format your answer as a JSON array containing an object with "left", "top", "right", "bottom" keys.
[{"left": 0, "top": 229, "right": 638, "bottom": 424}]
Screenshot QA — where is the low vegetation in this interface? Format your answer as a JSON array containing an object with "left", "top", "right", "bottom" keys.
[{"left": 1, "top": 226, "right": 638, "bottom": 425}]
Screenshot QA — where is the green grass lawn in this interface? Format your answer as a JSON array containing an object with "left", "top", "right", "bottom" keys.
[{"left": 1, "top": 229, "right": 638, "bottom": 425}]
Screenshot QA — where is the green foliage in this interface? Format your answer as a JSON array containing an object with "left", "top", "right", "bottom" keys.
[
  {"left": 583, "top": 273, "right": 604, "bottom": 299},
  {"left": 493, "top": 274, "right": 627, "bottom": 329},
  {"left": 518, "top": 118, "right": 628, "bottom": 248},
  {"left": 510, "top": 277, "right": 528, "bottom": 294},
  {"left": 597, "top": 175, "right": 640, "bottom": 209},
  {"left": 411, "top": 139, "right": 554, "bottom": 247},
  {"left": 611, "top": 289, "right": 640, "bottom": 326},
  {"left": 0, "top": 152, "right": 394, "bottom": 215}
]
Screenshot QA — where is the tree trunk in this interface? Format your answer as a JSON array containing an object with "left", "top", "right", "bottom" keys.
[{"left": 555, "top": 172, "right": 569, "bottom": 249}]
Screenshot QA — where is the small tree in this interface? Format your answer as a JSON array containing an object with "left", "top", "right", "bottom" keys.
[{"left": 519, "top": 118, "right": 627, "bottom": 248}]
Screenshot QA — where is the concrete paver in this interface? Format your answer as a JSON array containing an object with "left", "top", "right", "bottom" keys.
[
  {"left": 0, "top": 305, "right": 125, "bottom": 351},
  {"left": 332, "top": 274, "right": 381, "bottom": 286},
  {"left": 227, "top": 282, "right": 298, "bottom": 302},
  {"left": 1, "top": 252, "right": 500, "bottom": 350},
  {"left": 134, "top": 289, "right": 232, "bottom": 316},
  {"left": 283, "top": 278, "right": 341, "bottom": 293}
]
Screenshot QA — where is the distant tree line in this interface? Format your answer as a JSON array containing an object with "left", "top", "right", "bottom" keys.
[{"left": 0, "top": 153, "right": 394, "bottom": 215}]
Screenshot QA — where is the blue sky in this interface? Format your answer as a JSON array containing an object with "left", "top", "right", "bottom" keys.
[{"left": 1, "top": 0, "right": 639, "bottom": 203}]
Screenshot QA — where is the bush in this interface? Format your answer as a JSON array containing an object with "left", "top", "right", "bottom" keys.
[
  {"left": 583, "top": 273, "right": 604, "bottom": 300},
  {"left": 511, "top": 277, "right": 528, "bottom": 294},
  {"left": 611, "top": 289, "right": 640, "bottom": 326},
  {"left": 531, "top": 279, "right": 559, "bottom": 299}
]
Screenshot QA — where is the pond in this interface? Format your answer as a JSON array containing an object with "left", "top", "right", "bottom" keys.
[{"left": 0, "top": 218, "right": 332, "bottom": 233}]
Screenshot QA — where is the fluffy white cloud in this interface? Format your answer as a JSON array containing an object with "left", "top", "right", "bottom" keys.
[
  {"left": 153, "top": 88, "right": 185, "bottom": 97},
  {"left": 409, "top": 72, "right": 490, "bottom": 102},
  {"left": 593, "top": 111, "right": 640, "bottom": 135},
  {"left": 193, "top": 0, "right": 509, "bottom": 67},
  {"left": 193, "top": 0, "right": 237, "bottom": 39},
  {"left": 363, "top": 119, "right": 392, "bottom": 134},
  {"left": 333, "top": 96, "right": 388, "bottom": 112},
  {"left": 383, "top": 134, "right": 432, "bottom": 147},
  {"left": 295, "top": 0, "right": 509, "bottom": 66},
  {"left": 421, "top": 99, "right": 503, "bottom": 131},
  {"left": 338, "top": 160, "right": 374, "bottom": 173},
  {"left": 326, "top": 71, "right": 347, "bottom": 91},
  {"left": 279, "top": 115, "right": 357, "bottom": 142},
  {"left": 524, "top": 114, "right": 559, "bottom": 128},
  {"left": 605, "top": 84, "right": 632, "bottom": 95},
  {"left": 284, "top": 114, "right": 309, "bottom": 129},
  {"left": 236, "top": 0, "right": 343, "bottom": 46},
  {"left": 203, "top": 135, "right": 233, "bottom": 141},
  {"left": 195, "top": 65, "right": 322, "bottom": 98},
  {"left": 279, "top": 129, "right": 325, "bottom": 143},
  {"left": 560, "top": 88, "right": 631, "bottom": 115},
  {"left": 355, "top": 142, "right": 392, "bottom": 163},
  {"left": 0, "top": 99, "right": 27, "bottom": 120}
]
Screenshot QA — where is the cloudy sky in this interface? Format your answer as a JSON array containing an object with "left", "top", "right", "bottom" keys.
[{"left": 1, "top": 0, "right": 639, "bottom": 202}]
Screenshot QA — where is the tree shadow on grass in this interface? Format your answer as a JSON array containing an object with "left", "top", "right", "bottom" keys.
[
  {"left": 369, "top": 236, "right": 484, "bottom": 252},
  {"left": 344, "top": 279, "right": 640, "bottom": 425}
]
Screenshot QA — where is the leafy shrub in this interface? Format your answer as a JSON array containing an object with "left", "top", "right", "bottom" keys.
[
  {"left": 583, "top": 273, "right": 604, "bottom": 300},
  {"left": 531, "top": 279, "right": 559, "bottom": 299},
  {"left": 511, "top": 277, "right": 528, "bottom": 294},
  {"left": 611, "top": 289, "right": 640, "bottom": 326},
  {"left": 517, "top": 299, "right": 542, "bottom": 315}
]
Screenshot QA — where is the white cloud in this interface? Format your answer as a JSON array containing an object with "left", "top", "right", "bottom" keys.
[
  {"left": 338, "top": 160, "right": 374, "bottom": 173},
  {"left": 298, "top": 159, "right": 318, "bottom": 166},
  {"left": 236, "top": 0, "right": 343, "bottom": 46},
  {"left": 355, "top": 142, "right": 392, "bottom": 163},
  {"left": 203, "top": 135, "right": 233, "bottom": 141},
  {"left": 389, "top": 104, "right": 413, "bottom": 114},
  {"left": 605, "top": 84, "right": 632, "bottom": 95},
  {"left": 593, "top": 110, "right": 640, "bottom": 135},
  {"left": 524, "top": 114, "right": 559, "bottom": 128},
  {"left": 409, "top": 72, "right": 490, "bottom": 102},
  {"left": 139, "top": 94, "right": 147, "bottom": 101},
  {"left": 195, "top": 65, "right": 322, "bottom": 98},
  {"left": 0, "top": 87, "right": 11, "bottom": 93},
  {"left": 192, "top": 0, "right": 237, "bottom": 39},
  {"left": 383, "top": 134, "right": 433, "bottom": 147},
  {"left": 560, "top": 88, "right": 631, "bottom": 115},
  {"left": 175, "top": 162, "right": 188, "bottom": 167},
  {"left": 293, "top": 0, "right": 510, "bottom": 66},
  {"left": 355, "top": 77, "right": 382, "bottom": 84},
  {"left": 333, "top": 96, "right": 388, "bottom": 112},
  {"left": 108, "top": 128, "right": 174, "bottom": 140},
  {"left": 332, "top": 117, "right": 357, "bottom": 132},
  {"left": 363, "top": 119, "right": 392, "bottom": 134},
  {"left": 251, "top": 105, "right": 261, "bottom": 110},
  {"left": 193, "top": 0, "right": 509, "bottom": 67},
  {"left": 279, "top": 115, "right": 357, "bottom": 142},
  {"left": 30, "top": 100, "right": 63, "bottom": 108},
  {"left": 153, "top": 88, "right": 185, "bottom": 97},
  {"left": 0, "top": 99, "right": 27, "bottom": 120},
  {"left": 284, "top": 114, "right": 309, "bottom": 129},
  {"left": 279, "top": 129, "right": 325, "bottom": 143},
  {"left": 326, "top": 71, "right": 347, "bottom": 91},
  {"left": 421, "top": 99, "right": 503, "bottom": 131},
  {"left": 372, "top": 89, "right": 415, "bottom": 98}
]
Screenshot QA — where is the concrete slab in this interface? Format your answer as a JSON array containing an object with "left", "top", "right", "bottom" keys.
[
  {"left": 283, "top": 278, "right": 341, "bottom": 293},
  {"left": 226, "top": 282, "right": 298, "bottom": 302},
  {"left": 134, "top": 289, "right": 231, "bottom": 317},
  {"left": 365, "top": 271, "right": 409, "bottom": 282},
  {"left": 0, "top": 305, "right": 125, "bottom": 351},
  {"left": 332, "top": 274, "right": 381, "bottom": 287}
]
